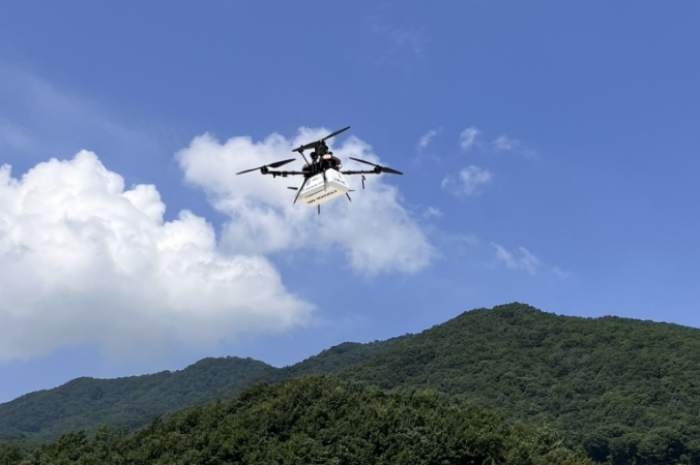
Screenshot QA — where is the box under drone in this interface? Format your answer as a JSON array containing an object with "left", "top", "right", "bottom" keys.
[{"left": 297, "top": 169, "right": 350, "bottom": 206}]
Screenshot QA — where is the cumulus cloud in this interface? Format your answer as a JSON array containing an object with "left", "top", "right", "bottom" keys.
[
  {"left": 176, "top": 129, "right": 435, "bottom": 276},
  {"left": 492, "top": 243, "right": 540, "bottom": 274},
  {"left": 418, "top": 129, "right": 439, "bottom": 149},
  {"left": 459, "top": 127, "right": 480, "bottom": 151},
  {"left": 0, "top": 152, "right": 312, "bottom": 361},
  {"left": 441, "top": 165, "right": 492, "bottom": 196},
  {"left": 493, "top": 135, "right": 520, "bottom": 151},
  {"left": 423, "top": 206, "right": 442, "bottom": 219}
]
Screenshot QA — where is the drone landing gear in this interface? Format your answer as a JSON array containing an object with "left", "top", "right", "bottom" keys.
[{"left": 318, "top": 205, "right": 321, "bottom": 215}]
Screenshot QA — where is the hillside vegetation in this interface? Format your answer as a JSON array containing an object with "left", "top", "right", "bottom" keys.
[
  {"left": 3, "top": 303, "right": 700, "bottom": 464},
  {"left": 0, "top": 376, "right": 593, "bottom": 465},
  {"left": 0, "top": 335, "right": 403, "bottom": 444},
  {"left": 343, "top": 304, "right": 700, "bottom": 463}
]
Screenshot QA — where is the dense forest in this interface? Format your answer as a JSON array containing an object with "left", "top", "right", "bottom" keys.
[
  {"left": 342, "top": 304, "right": 700, "bottom": 463},
  {"left": 0, "top": 337, "right": 404, "bottom": 444},
  {"left": 0, "top": 376, "right": 592, "bottom": 465},
  {"left": 3, "top": 303, "right": 700, "bottom": 464}
]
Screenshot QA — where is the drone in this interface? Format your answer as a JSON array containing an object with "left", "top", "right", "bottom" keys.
[{"left": 236, "top": 126, "right": 403, "bottom": 214}]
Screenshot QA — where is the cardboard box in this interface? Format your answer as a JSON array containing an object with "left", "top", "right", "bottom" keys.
[{"left": 298, "top": 169, "right": 350, "bottom": 206}]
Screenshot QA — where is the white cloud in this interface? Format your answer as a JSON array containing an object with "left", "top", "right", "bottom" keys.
[
  {"left": 492, "top": 243, "right": 540, "bottom": 275},
  {"left": 176, "top": 129, "right": 435, "bottom": 276},
  {"left": 493, "top": 135, "right": 520, "bottom": 151},
  {"left": 423, "top": 206, "right": 442, "bottom": 219},
  {"left": 0, "top": 152, "right": 313, "bottom": 361},
  {"left": 459, "top": 127, "right": 480, "bottom": 151},
  {"left": 418, "top": 129, "right": 439, "bottom": 149},
  {"left": 441, "top": 165, "right": 492, "bottom": 196},
  {"left": 492, "top": 134, "right": 540, "bottom": 159}
]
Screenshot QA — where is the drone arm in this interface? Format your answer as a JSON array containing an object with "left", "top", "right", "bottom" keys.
[
  {"left": 266, "top": 170, "right": 305, "bottom": 178},
  {"left": 340, "top": 169, "right": 380, "bottom": 175}
]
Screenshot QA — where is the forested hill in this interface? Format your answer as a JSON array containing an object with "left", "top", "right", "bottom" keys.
[
  {"left": 0, "top": 357, "right": 271, "bottom": 445},
  {"left": 3, "top": 303, "right": 700, "bottom": 464},
  {"left": 0, "top": 376, "right": 593, "bottom": 465},
  {"left": 343, "top": 303, "right": 700, "bottom": 463},
  {"left": 0, "top": 333, "right": 403, "bottom": 444}
]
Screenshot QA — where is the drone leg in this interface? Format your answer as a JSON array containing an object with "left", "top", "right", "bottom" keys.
[
  {"left": 318, "top": 205, "right": 321, "bottom": 215},
  {"left": 293, "top": 177, "right": 309, "bottom": 204},
  {"left": 361, "top": 175, "right": 366, "bottom": 190},
  {"left": 346, "top": 193, "right": 352, "bottom": 202}
]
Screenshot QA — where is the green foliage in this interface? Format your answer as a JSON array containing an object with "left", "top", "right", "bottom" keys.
[
  {"left": 0, "top": 335, "right": 403, "bottom": 445},
  {"left": 340, "top": 303, "right": 700, "bottom": 463},
  {"left": 4, "top": 302, "right": 700, "bottom": 464},
  {"left": 0, "top": 357, "right": 273, "bottom": 443},
  {"left": 17, "top": 376, "right": 593, "bottom": 465},
  {"left": 0, "top": 445, "right": 23, "bottom": 465}
]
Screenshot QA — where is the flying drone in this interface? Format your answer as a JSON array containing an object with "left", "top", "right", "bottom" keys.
[{"left": 236, "top": 126, "right": 403, "bottom": 214}]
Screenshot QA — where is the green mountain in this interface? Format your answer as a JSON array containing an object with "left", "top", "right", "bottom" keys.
[
  {"left": 0, "top": 334, "right": 403, "bottom": 445},
  {"left": 0, "top": 357, "right": 271, "bottom": 445},
  {"left": 342, "top": 303, "right": 700, "bottom": 463},
  {"left": 1, "top": 376, "right": 593, "bottom": 465},
  {"left": 3, "top": 303, "right": 700, "bottom": 464}
]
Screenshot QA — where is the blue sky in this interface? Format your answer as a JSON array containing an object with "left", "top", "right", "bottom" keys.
[{"left": 1, "top": 1, "right": 699, "bottom": 403}]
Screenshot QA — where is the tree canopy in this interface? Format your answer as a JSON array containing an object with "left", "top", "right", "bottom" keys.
[{"left": 2, "top": 376, "right": 593, "bottom": 465}]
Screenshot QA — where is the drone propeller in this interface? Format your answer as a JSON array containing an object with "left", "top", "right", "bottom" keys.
[
  {"left": 322, "top": 126, "right": 351, "bottom": 142},
  {"left": 292, "top": 126, "right": 351, "bottom": 153},
  {"left": 236, "top": 158, "right": 296, "bottom": 175},
  {"left": 349, "top": 157, "right": 403, "bottom": 175}
]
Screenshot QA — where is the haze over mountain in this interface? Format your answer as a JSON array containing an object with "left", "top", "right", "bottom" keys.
[{"left": 3, "top": 303, "right": 700, "bottom": 464}]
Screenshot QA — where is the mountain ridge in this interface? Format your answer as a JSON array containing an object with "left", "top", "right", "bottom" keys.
[{"left": 3, "top": 302, "right": 700, "bottom": 464}]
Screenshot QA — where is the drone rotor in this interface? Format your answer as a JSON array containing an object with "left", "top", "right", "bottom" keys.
[
  {"left": 236, "top": 158, "right": 296, "bottom": 175},
  {"left": 292, "top": 126, "right": 351, "bottom": 153},
  {"left": 349, "top": 157, "right": 403, "bottom": 175}
]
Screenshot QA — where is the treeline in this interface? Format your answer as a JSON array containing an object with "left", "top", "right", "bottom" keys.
[
  {"left": 0, "top": 337, "right": 402, "bottom": 444},
  {"left": 0, "top": 376, "right": 591, "bottom": 465},
  {"left": 342, "top": 304, "right": 700, "bottom": 463},
  {"left": 4, "top": 303, "right": 700, "bottom": 464}
]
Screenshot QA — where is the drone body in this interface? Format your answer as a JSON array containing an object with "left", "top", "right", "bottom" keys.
[
  {"left": 236, "top": 126, "right": 403, "bottom": 213},
  {"left": 296, "top": 169, "right": 350, "bottom": 206}
]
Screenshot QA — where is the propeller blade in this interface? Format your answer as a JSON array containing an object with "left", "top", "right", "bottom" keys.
[
  {"left": 236, "top": 166, "right": 266, "bottom": 175},
  {"left": 287, "top": 187, "right": 298, "bottom": 190},
  {"left": 293, "top": 177, "right": 309, "bottom": 204},
  {"left": 293, "top": 141, "right": 320, "bottom": 153},
  {"left": 236, "top": 158, "right": 296, "bottom": 175},
  {"left": 268, "top": 158, "right": 296, "bottom": 168},
  {"left": 322, "top": 126, "right": 350, "bottom": 141},
  {"left": 380, "top": 166, "right": 404, "bottom": 175},
  {"left": 349, "top": 157, "right": 376, "bottom": 167},
  {"left": 348, "top": 157, "right": 403, "bottom": 175},
  {"left": 293, "top": 126, "right": 351, "bottom": 152}
]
